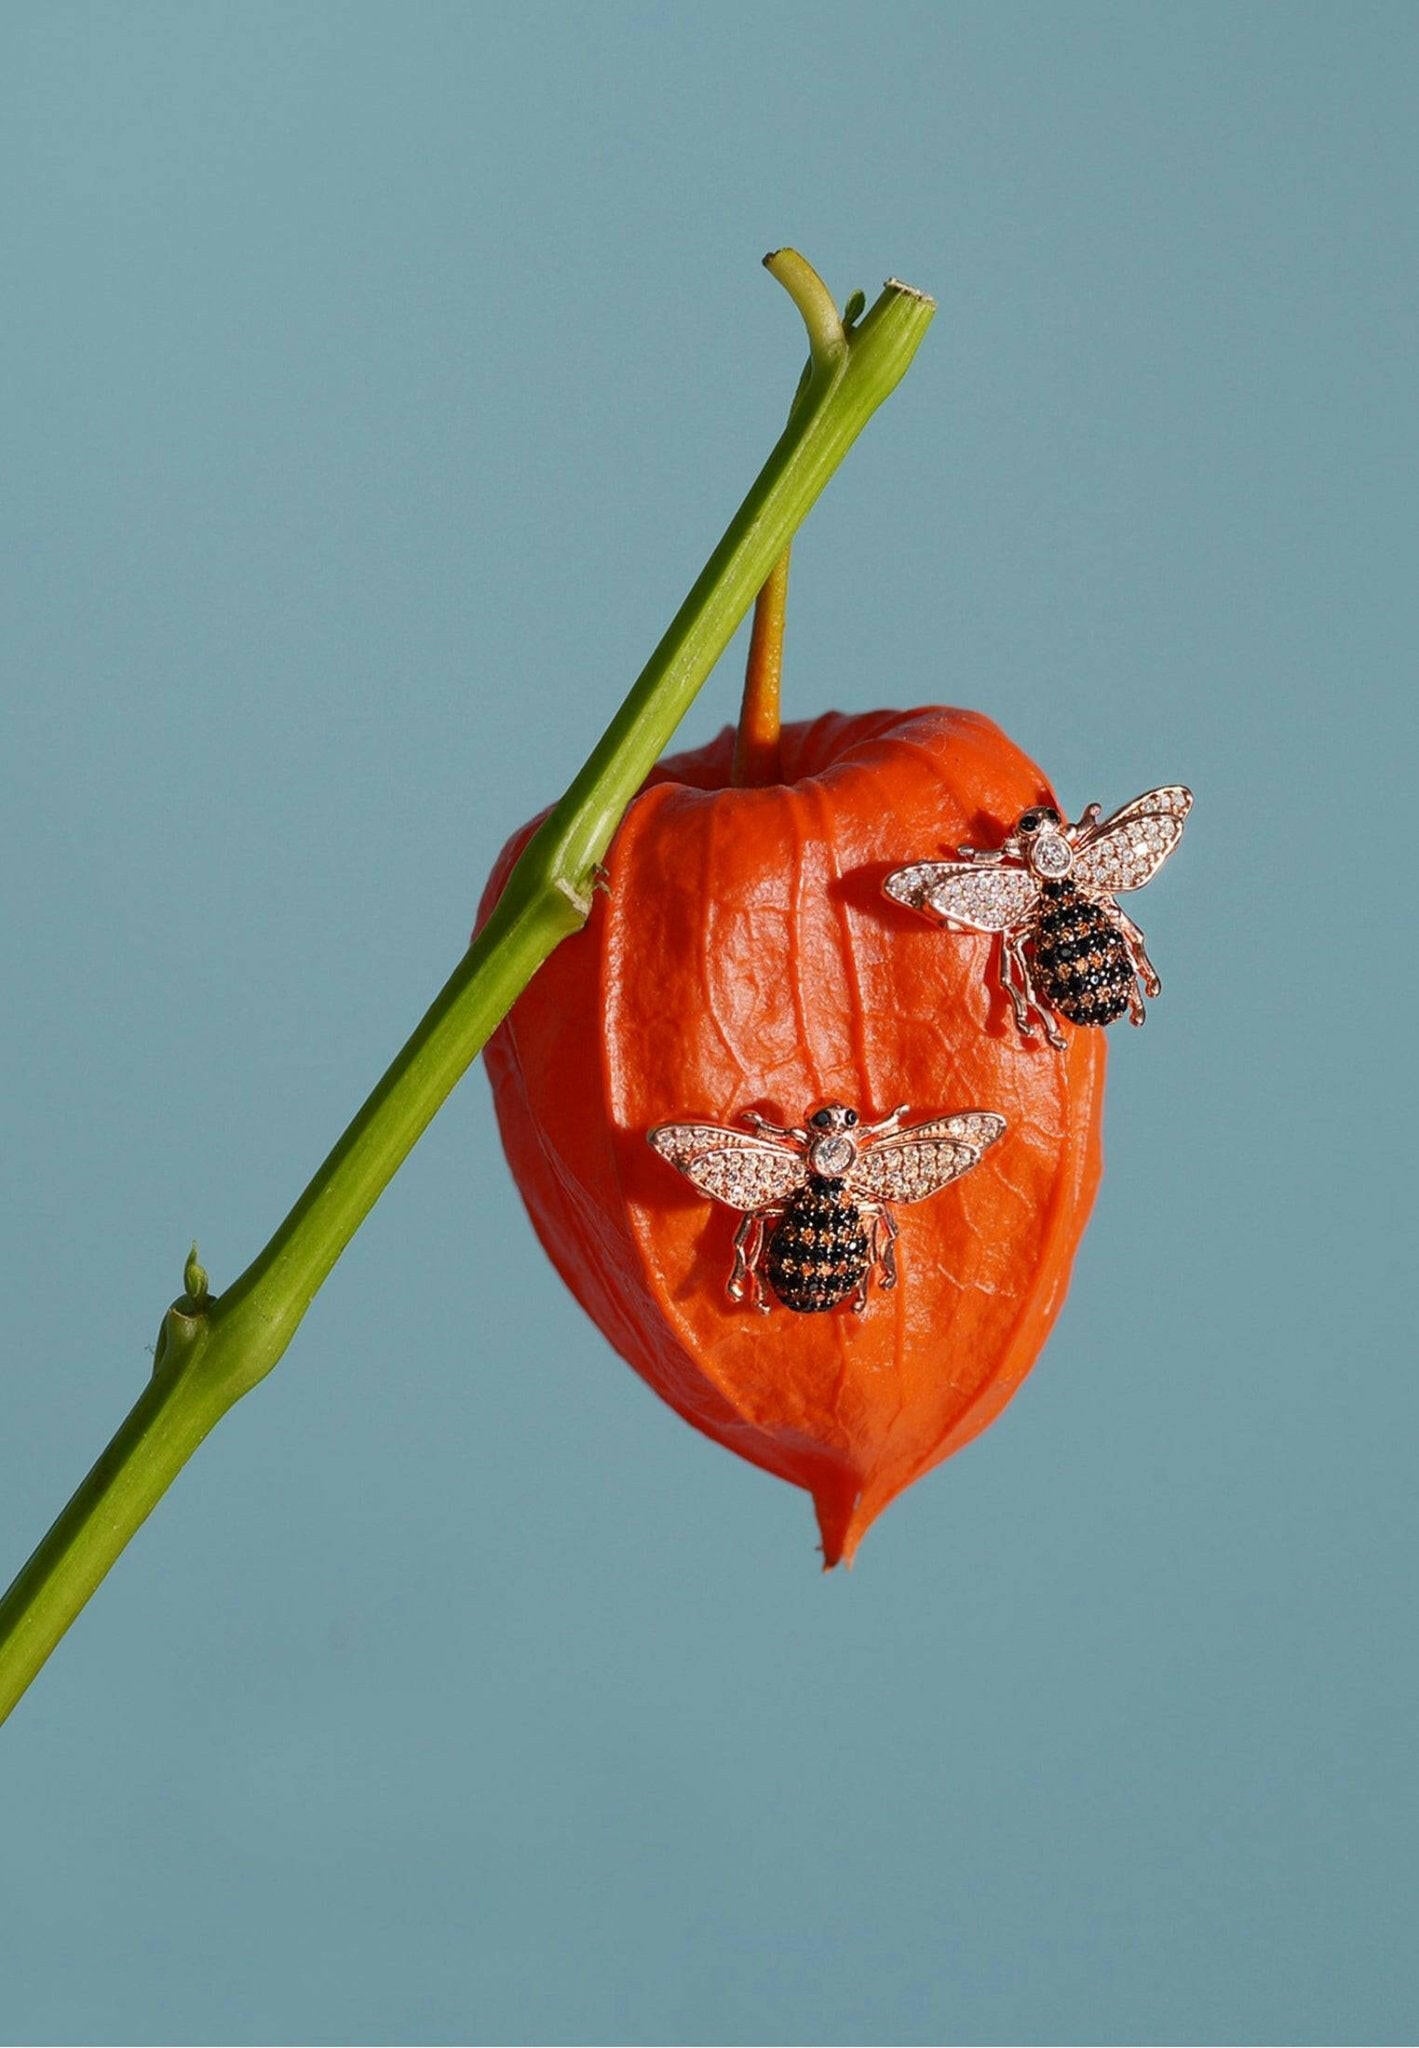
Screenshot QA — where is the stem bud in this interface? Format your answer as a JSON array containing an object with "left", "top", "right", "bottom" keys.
[{"left": 183, "top": 1244, "right": 210, "bottom": 1308}]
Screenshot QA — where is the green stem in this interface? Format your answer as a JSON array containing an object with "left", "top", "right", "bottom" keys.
[{"left": 0, "top": 252, "right": 933, "bottom": 1722}]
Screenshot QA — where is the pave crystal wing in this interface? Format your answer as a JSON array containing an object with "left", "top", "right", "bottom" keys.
[
  {"left": 883, "top": 862, "right": 1040, "bottom": 934},
  {"left": 646, "top": 1123, "right": 807, "bottom": 1211},
  {"left": 1072, "top": 786, "right": 1193, "bottom": 897},
  {"left": 847, "top": 1113, "right": 1006, "bottom": 1206}
]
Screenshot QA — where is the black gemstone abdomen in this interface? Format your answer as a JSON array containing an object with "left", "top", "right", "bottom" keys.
[
  {"left": 765, "top": 1178, "right": 870, "bottom": 1313},
  {"left": 1032, "top": 880, "right": 1133, "bottom": 1026}
]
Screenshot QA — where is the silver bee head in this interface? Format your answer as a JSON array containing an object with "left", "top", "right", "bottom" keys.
[
  {"left": 1014, "top": 805, "right": 1074, "bottom": 880},
  {"left": 806, "top": 1102, "right": 859, "bottom": 1177}
]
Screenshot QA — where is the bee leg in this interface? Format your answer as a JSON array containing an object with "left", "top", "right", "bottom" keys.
[
  {"left": 743, "top": 1111, "right": 809, "bottom": 1144},
  {"left": 854, "top": 1207, "right": 891, "bottom": 1304},
  {"left": 740, "top": 1210, "right": 777, "bottom": 1314},
  {"left": 729, "top": 1213, "right": 762, "bottom": 1304},
  {"left": 1113, "top": 906, "right": 1162, "bottom": 1000},
  {"left": 874, "top": 1206, "right": 899, "bottom": 1292},
  {"left": 752, "top": 1214, "right": 777, "bottom": 1313},
  {"left": 1004, "top": 933, "right": 1064, "bottom": 1047},
  {"left": 1118, "top": 941, "right": 1148, "bottom": 1025},
  {"left": 851, "top": 1216, "right": 875, "bottom": 1310},
  {"left": 997, "top": 936, "right": 1035, "bottom": 1038},
  {"left": 1007, "top": 937, "right": 1067, "bottom": 1049},
  {"left": 860, "top": 1104, "right": 909, "bottom": 1139},
  {"left": 1040, "top": 1010, "right": 1069, "bottom": 1052}
]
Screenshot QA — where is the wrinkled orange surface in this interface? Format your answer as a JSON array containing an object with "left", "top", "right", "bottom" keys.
[{"left": 479, "top": 708, "right": 1106, "bottom": 1564}]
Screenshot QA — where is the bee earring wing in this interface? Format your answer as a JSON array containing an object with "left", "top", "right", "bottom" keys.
[
  {"left": 883, "top": 862, "right": 1040, "bottom": 934},
  {"left": 1071, "top": 786, "right": 1193, "bottom": 897},
  {"left": 847, "top": 1112, "right": 1006, "bottom": 1206},
  {"left": 647, "top": 1123, "right": 807, "bottom": 1210}
]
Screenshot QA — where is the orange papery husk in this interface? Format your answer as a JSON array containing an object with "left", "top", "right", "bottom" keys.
[{"left": 478, "top": 707, "right": 1105, "bottom": 1565}]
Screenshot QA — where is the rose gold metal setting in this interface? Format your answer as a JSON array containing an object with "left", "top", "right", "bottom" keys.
[
  {"left": 883, "top": 785, "right": 1192, "bottom": 1048},
  {"left": 647, "top": 1101, "right": 1006, "bottom": 1314}
]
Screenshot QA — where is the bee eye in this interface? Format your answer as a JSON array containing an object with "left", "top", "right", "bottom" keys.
[
  {"left": 1019, "top": 810, "right": 1042, "bottom": 833},
  {"left": 810, "top": 1108, "right": 833, "bottom": 1130},
  {"left": 844, "top": 1109, "right": 858, "bottom": 1128}
]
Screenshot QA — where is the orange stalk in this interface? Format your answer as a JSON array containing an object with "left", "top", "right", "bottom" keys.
[{"left": 732, "top": 548, "right": 790, "bottom": 786}]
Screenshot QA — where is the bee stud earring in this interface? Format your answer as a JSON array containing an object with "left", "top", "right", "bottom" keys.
[
  {"left": 884, "top": 786, "right": 1192, "bottom": 1049},
  {"left": 648, "top": 1102, "right": 1006, "bottom": 1315}
]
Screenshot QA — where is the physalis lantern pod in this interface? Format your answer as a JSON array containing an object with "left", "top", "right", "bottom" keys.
[{"left": 478, "top": 708, "right": 1107, "bottom": 1566}]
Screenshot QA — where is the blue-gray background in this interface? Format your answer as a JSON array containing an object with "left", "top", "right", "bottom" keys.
[{"left": 3, "top": 5, "right": 1414, "bottom": 2043}]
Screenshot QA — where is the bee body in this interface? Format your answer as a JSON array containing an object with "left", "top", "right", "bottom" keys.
[
  {"left": 883, "top": 787, "right": 1192, "bottom": 1048},
  {"left": 648, "top": 1102, "right": 1006, "bottom": 1315},
  {"left": 1032, "top": 880, "right": 1134, "bottom": 1027},
  {"left": 764, "top": 1177, "right": 871, "bottom": 1314}
]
